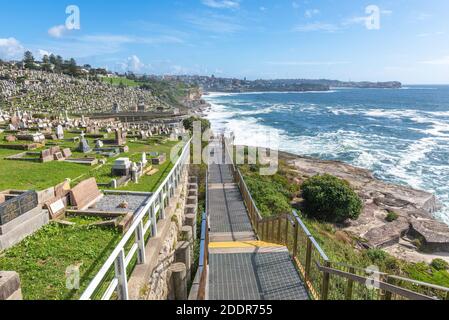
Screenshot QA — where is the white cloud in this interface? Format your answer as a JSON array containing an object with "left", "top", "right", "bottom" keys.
[
  {"left": 201, "top": 0, "right": 240, "bottom": 9},
  {"left": 293, "top": 22, "right": 340, "bottom": 33},
  {"left": 119, "top": 55, "right": 147, "bottom": 73},
  {"left": 305, "top": 9, "right": 320, "bottom": 19},
  {"left": 184, "top": 14, "right": 242, "bottom": 33},
  {"left": 36, "top": 49, "right": 51, "bottom": 59},
  {"left": 81, "top": 34, "right": 184, "bottom": 45},
  {"left": 292, "top": 2, "right": 300, "bottom": 9},
  {"left": 48, "top": 25, "right": 68, "bottom": 38},
  {"left": 0, "top": 37, "right": 24, "bottom": 60},
  {"left": 421, "top": 56, "right": 449, "bottom": 65}
]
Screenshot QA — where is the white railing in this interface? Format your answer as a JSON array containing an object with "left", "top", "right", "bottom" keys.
[{"left": 80, "top": 139, "right": 191, "bottom": 300}]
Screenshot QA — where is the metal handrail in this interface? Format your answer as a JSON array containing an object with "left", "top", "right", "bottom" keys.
[
  {"left": 224, "top": 138, "right": 449, "bottom": 300},
  {"left": 196, "top": 158, "right": 210, "bottom": 300},
  {"left": 80, "top": 138, "right": 192, "bottom": 300}
]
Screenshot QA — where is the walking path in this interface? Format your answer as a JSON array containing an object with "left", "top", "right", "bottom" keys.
[{"left": 206, "top": 138, "right": 309, "bottom": 300}]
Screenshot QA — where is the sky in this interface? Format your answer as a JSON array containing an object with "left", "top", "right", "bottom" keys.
[{"left": 1, "top": 0, "right": 449, "bottom": 84}]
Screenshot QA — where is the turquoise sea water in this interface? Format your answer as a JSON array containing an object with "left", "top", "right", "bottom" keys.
[{"left": 204, "top": 86, "right": 449, "bottom": 225}]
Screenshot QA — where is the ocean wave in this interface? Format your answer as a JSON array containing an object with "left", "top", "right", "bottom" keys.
[{"left": 205, "top": 93, "right": 449, "bottom": 224}]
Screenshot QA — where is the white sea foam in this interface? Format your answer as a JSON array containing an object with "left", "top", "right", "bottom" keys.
[{"left": 204, "top": 93, "right": 449, "bottom": 224}]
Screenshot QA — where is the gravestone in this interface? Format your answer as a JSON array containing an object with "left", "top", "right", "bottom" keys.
[
  {"left": 112, "top": 158, "right": 131, "bottom": 177},
  {"left": 40, "top": 149, "right": 53, "bottom": 163},
  {"left": 49, "top": 146, "right": 61, "bottom": 155},
  {"left": 62, "top": 148, "right": 72, "bottom": 158},
  {"left": 54, "top": 180, "right": 71, "bottom": 199},
  {"left": 54, "top": 152, "right": 64, "bottom": 161},
  {"left": 115, "top": 128, "right": 126, "bottom": 146},
  {"left": 56, "top": 125, "right": 64, "bottom": 140},
  {"left": 4, "top": 135, "right": 16, "bottom": 142},
  {"left": 152, "top": 154, "right": 167, "bottom": 165},
  {"left": 69, "top": 178, "right": 102, "bottom": 210},
  {"left": 142, "top": 152, "right": 147, "bottom": 166},
  {"left": 95, "top": 140, "right": 104, "bottom": 148},
  {"left": 47, "top": 198, "right": 65, "bottom": 219},
  {"left": 0, "top": 191, "right": 39, "bottom": 226},
  {"left": 77, "top": 133, "right": 91, "bottom": 153}
]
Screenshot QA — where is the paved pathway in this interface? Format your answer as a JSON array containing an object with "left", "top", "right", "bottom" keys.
[{"left": 207, "top": 138, "right": 309, "bottom": 300}]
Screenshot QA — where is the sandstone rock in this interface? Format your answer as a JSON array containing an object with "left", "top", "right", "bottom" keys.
[
  {"left": 410, "top": 220, "right": 449, "bottom": 252},
  {"left": 282, "top": 151, "right": 449, "bottom": 254}
]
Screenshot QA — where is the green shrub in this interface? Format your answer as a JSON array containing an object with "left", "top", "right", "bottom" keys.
[
  {"left": 245, "top": 176, "right": 291, "bottom": 217},
  {"left": 386, "top": 211, "right": 399, "bottom": 222},
  {"left": 183, "top": 117, "right": 211, "bottom": 133},
  {"left": 366, "top": 249, "right": 388, "bottom": 263},
  {"left": 431, "top": 259, "right": 449, "bottom": 271},
  {"left": 301, "top": 174, "right": 363, "bottom": 222}
]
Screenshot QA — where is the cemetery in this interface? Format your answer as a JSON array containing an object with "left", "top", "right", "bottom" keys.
[{"left": 0, "top": 105, "right": 191, "bottom": 299}]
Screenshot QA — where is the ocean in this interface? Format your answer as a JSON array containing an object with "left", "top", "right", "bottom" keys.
[{"left": 204, "top": 86, "right": 449, "bottom": 225}]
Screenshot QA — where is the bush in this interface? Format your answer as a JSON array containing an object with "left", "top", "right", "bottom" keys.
[
  {"left": 431, "top": 259, "right": 449, "bottom": 271},
  {"left": 301, "top": 174, "right": 363, "bottom": 222},
  {"left": 183, "top": 117, "right": 211, "bottom": 133},
  {"left": 366, "top": 249, "right": 388, "bottom": 263},
  {"left": 386, "top": 211, "right": 399, "bottom": 222},
  {"left": 245, "top": 176, "right": 291, "bottom": 217}
]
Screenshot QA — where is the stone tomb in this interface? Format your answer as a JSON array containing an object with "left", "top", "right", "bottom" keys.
[
  {"left": 0, "top": 191, "right": 49, "bottom": 251},
  {"left": 152, "top": 153, "right": 167, "bottom": 165},
  {"left": 69, "top": 178, "right": 103, "bottom": 210},
  {"left": 112, "top": 158, "right": 131, "bottom": 177},
  {"left": 0, "top": 191, "right": 39, "bottom": 225}
]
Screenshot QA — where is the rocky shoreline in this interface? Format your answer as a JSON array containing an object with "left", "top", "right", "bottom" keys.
[{"left": 279, "top": 151, "right": 449, "bottom": 264}]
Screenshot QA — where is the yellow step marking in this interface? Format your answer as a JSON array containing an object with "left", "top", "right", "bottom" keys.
[{"left": 209, "top": 241, "right": 283, "bottom": 249}]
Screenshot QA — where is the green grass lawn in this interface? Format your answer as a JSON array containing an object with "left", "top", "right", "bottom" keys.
[
  {"left": 101, "top": 76, "right": 140, "bottom": 87},
  {"left": 0, "top": 134, "right": 184, "bottom": 299},
  {"left": 0, "top": 221, "right": 121, "bottom": 300}
]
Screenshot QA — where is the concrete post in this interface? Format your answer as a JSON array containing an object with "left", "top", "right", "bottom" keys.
[
  {"left": 169, "top": 263, "right": 187, "bottom": 300},
  {"left": 175, "top": 241, "right": 192, "bottom": 282},
  {"left": 185, "top": 214, "right": 197, "bottom": 240},
  {"left": 0, "top": 271, "right": 22, "bottom": 300}
]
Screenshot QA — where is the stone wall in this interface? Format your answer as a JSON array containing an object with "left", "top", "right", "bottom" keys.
[{"left": 140, "top": 171, "right": 190, "bottom": 300}]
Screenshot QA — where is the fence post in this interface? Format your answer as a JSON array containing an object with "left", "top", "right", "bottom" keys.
[
  {"left": 115, "top": 249, "right": 129, "bottom": 300},
  {"left": 136, "top": 221, "right": 146, "bottom": 264},
  {"left": 345, "top": 267, "right": 355, "bottom": 300},
  {"left": 284, "top": 218, "right": 289, "bottom": 247},
  {"left": 264, "top": 221, "right": 269, "bottom": 241},
  {"left": 293, "top": 221, "right": 299, "bottom": 259},
  {"left": 150, "top": 204, "right": 158, "bottom": 237},
  {"left": 321, "top": 261, "right": 330, "bottom": 301},
  {"left": 277, "top": 217, "right": 282, "bottom": 244},
  {"left": 305, "top": 238, "right": 312, "bottom": 280},
  {"left": 160, "top": 192, "right": 166, "bottom": 220},
  {"left": 383, "top": 276, "right": 394, "bottom": 301}
]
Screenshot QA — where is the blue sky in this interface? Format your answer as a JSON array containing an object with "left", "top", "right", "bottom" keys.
[{"left": 1, "top": 0, "right": 449, "bottom": 83}]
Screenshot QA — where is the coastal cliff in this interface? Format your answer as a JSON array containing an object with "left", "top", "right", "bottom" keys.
[{"left": 279, "top": 151, "right": 449, "bottom": 263}]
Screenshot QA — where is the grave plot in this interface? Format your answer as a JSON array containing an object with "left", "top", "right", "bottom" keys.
[{"left": 0, "top": 190, "right": 50, "bottom": 251}]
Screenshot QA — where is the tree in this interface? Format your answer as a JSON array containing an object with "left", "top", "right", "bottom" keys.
[
  {"left": 301, "top": 174, "right": 363, "bottom": 223},
  {"left": 49, "top": 54, "right": 57, "bottom": 65},
  {"left": 41, "top": 55, "right": 52, "bottom": 72},
  {"left": 183, "top": 116, "right": 211, "bottom": 133},
  {"left": 67, "top": 58, "right": 78, "bottom": 76},
  {"left": 23, "top": 51, "right": 35, "bottom": 68}
]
